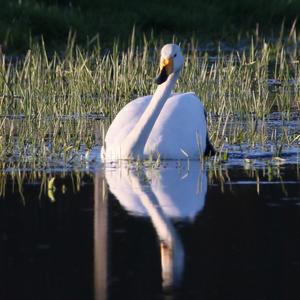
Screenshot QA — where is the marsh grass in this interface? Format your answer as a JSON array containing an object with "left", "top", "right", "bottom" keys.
[{"left": 0, "top": 30, "right": 300, "bottom": 171}]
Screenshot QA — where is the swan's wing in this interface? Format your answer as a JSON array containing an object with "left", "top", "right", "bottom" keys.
[
  {"left": 145, "top": 93, "right": 208, "bottom": 159},
  {"left": 104, "top": 95, "right": 151, "bottom": 158}
]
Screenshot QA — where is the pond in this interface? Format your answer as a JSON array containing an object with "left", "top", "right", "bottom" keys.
[
  {"left": 1, "top": 158, "right": 300, "bottom": 299},
  {"left": 2, "top": 37, "right": 300, "bottom": 299}
]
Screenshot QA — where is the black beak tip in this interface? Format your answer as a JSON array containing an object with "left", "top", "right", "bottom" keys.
[
  {"left": 155, "top": 76, "right": 164, "bottom": 85},
  {"left": 155, "top": 67, "right": 168, "bottom": 85}
]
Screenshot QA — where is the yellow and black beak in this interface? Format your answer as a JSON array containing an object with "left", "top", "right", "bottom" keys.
[{"left": 155, "top": 58, "right": 173, "bottom": 85}]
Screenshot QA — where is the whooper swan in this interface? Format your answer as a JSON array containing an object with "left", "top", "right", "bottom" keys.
[{"left": 102, "top": 44, "right": 215, "bottom": 160}]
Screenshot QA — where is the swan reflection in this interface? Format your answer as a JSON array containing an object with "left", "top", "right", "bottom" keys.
[{"left": 105, "top": 161, "right": 208, "bottom": 289}]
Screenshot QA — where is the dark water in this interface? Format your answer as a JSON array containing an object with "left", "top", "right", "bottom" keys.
[{"left": 0, "top": 163, "right": 300, "bottom": 300}]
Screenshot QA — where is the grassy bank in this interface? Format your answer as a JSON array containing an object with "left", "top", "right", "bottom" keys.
[{"left": 2, "top": 0, "right": 300, "bottom": 53}]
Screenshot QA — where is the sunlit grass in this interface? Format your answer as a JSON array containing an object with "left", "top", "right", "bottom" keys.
[{"left": 0, "top": 30, "right": 300, "bottom": 171}]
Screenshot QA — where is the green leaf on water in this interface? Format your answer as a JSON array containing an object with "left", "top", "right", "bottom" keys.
[
  {"left": 48, "top": 177, "right": 55, "bottom": 190},
  {"left": 47, "top": 177, "right": 56, "bottom": 202}
]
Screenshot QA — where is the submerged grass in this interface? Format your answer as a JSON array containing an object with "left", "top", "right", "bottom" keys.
[{"left": 0, "top": 29, "right": 300, "bottom": 171}]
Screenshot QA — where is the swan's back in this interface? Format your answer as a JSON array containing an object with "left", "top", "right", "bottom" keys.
[{"left": 103, "top": 95, "right": 152, "bottom": 159}]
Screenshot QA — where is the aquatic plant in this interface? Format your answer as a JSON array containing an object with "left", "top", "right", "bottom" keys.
[{"left": 0, "top": 30, "right": 299, "bottom": 171}]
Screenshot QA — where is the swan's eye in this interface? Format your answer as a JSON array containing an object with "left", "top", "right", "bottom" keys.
[{"left": 174, "top": 54, "right": 177, "bottom": 58}]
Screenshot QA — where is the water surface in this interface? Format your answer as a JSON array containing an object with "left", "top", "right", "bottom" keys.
[{"left": 1, "top": 161, "right": 300, "bottom": 300}]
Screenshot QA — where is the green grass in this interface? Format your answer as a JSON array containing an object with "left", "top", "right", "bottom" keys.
[
  {"left": 2, "top": 0, "right": 300, "bottom": 53},
  {"left": 0, "top": 30, "right": 300, "bottom": 171},
  {"left": 1, "top": 30, "right": 300, "bottom": 118}
]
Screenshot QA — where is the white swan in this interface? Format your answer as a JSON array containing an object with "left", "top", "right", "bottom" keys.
[{"left": 102, "top": 44, "right": 214, "bottom": 160}]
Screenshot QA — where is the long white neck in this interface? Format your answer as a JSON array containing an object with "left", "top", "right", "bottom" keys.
[{"left": 121, "top": 72, "right": 179, "bottom": 159}]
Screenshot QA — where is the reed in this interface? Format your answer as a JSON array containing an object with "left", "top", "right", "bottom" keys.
[{"left": 0, "top": 30, "right": 299, "bottom": 171}]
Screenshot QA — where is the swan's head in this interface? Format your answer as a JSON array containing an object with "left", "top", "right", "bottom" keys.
[{"left": 156, "top": 44, "right": 184, "bottom": 85}]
